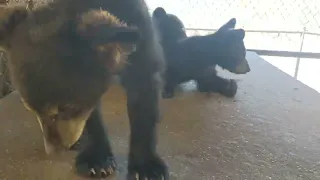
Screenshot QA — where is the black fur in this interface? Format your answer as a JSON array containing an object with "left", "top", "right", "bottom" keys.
[
  {"left": 1, "top": 1, "right": 168, "bottom": 179},
  {"left": 152, "top": 7, "right": 187, "bottom": 51},
  {"left": 152, "top": 8, "right": 248, "bottom": 98}
]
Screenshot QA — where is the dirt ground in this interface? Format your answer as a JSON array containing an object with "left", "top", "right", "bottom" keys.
[{"left": 0, "top": 52, "right": 320, "bottom": 180}]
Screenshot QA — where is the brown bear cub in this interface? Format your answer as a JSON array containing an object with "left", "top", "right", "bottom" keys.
[
  {"left": 152, "top": 7, "right": 250, "bottom": 99},
  {"left": 0, "top": 0, "right": 168, "bottom": 179}
]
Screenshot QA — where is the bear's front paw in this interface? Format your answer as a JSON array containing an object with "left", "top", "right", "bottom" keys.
[
  {"left": 75, "top": 146, "right": 117, "bottom": 178},
  {"left": 127, "top": 154, "right": 169, "bottom": 180},
  {"left": 221, "top": 79, "right": 238, "bottom": 97}
]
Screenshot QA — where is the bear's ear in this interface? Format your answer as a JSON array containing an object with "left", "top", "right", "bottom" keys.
[
  {"left": 230, "top": 28, "right": 245, "bottom": 40},
  {"left": 153, "top": 7, "right": 167, "bottom": 18},
  {"left": 217, "top": 18, "right": 236, "bottom": 31},
  {"left": 81, "top": 25, "right": 140, "bottom": 45}
]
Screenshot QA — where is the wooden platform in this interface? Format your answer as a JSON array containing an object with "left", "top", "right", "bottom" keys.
[{"left": 0, "top": 51, "right": 319, "bottom": 180}]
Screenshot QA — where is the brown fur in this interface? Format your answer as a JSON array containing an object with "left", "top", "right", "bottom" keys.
[
  {"left": 1, "top": 7, "right": 137, "bottom": 151},
  {"left": 0, "top": 0, "right": 167, "bottom": 179},
  {"left": 78, "top": 9, "right": 135, "bottom": 72}
]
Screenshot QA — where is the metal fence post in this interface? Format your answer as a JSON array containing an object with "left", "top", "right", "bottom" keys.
[{"left": 294, "top": 27, "right": 306, "bottom": 79}]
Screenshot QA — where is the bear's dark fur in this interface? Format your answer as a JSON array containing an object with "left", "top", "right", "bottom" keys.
[
  {"left": 0, "top": 1, "right": 168, "bottom": 179},
  {"left": 152, "top": 7, "right": 250, "bottom": 99},
  {"left": 152, "top": 7, "right": 187, "bottom": 51}
]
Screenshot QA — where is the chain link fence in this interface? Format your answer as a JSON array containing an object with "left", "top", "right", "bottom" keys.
[
  {"left": 147, "top": 0, "right": 320, "bottom": 31},
  {"left": 0, "top": 0, "right": 15, "bottom": 98},
  {"left": 0, "top": 52, "right": 12, "bottom": 98},
  {"left": 0, "top": 0, "right": 38, "bottom": 98},
  {"left": 147, "top": 0, "right": 320, "bottom": 53},
  {"left": 147, "top": 0, "right": 320, "bottom": 82},
  {"left": 1, "top": 0, "right": 320, "bottom": 98}
]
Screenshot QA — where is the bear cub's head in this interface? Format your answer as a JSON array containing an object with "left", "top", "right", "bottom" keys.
[
  {"left": 152, "top": 7, "right": 187, "bottom": 47},
  {"left": 0, "top": 7, "right": 141, "bottom": 154},
  {"left": 199, "top": 18, "right": 250, "bottom": 74}
]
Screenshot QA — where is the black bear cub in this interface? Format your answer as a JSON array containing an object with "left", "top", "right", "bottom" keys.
[
  {"left": 0, "top": 1, "right": 168, "bottom": 179},
  {"left": 152, "top": 7, "right": 250, "bottom": 99}
]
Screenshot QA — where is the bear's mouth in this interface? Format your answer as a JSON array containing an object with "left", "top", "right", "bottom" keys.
[
  {"left": 234, "top": 58, "right": 250, "bottom": 74},
  {"left": 20, "top": 98, "right": 92, "bottom": 154},
  {"left": 39, "top": 108, "right": 93, "bottom": 154},
  {"left": 220, "top": 58, "right": 250, "bottom": 75}
]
